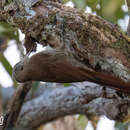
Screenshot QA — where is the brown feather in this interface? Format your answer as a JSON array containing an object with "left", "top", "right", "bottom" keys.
[{"left": 13, "top": 50, "right": 130, "bottom": 93}]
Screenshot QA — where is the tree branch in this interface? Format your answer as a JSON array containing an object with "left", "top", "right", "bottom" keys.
[
  {"left": 2, "top": 82, "right": 32, "bottom": 130},
  {"left": 1, "top": 0, "right": 130, "bottom": 92},
  {"left": 1, "top": 83, "right": 52, "bottom": 108},
  {"left": 127, "top": 19, "right": 130, "bottom": 36},
  {"left": 0, "top": 1, "right": 130, "bottom": 130},
  {"left": 16, "top": 83, "right": 130, "bottom": 129}
]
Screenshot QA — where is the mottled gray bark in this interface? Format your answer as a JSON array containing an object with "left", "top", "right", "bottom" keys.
[
  {"left": 16, "top": 82, "right": 130, "bottom": 129},
  {"left": 1, "top": 84, "right": 44, "bottom": 108},
  {"left": 2, "top": 82, "right": 32, "bottom": 130}
]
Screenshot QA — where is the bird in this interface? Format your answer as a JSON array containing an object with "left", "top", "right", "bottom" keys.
[{"left": 12, "top": 49, "right": 130, "bottom": 93}]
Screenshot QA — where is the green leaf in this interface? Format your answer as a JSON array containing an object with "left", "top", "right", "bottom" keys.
[
  {"left": 0, "top": 22, "right": 20, "bottom": 42},
  {"left": 101, "top": 0, "right": 125, "bottom": 23},
  {"left": 72, "top": 0, "right": 87, "bottom": 9},
  {"left": 63, "top": 0, "right": 70, "bottom": 3},
  {"left": 31, "top": 82, "right": 40, "bottom": 96},
  {"left": 64, "top": 83, "right": 71, "bottom": 87},
  {"left": 0, "top": 53, "right": 17, "bottom": 87},
  {"left": 0, "top": 53, "right": 12, "bottom": 76},
  {"left": 78, "top": 115, "right": 88, "bottom": 130},
  {"left": 86, "top": 0, "right": 126, "bottom": 23},
  {"left": 86, "top": 0, "right": 99, "bottom": 12}
]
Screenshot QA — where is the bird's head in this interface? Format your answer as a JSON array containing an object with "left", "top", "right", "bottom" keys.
[{"left": 12, "top": 61, "right": 27, "bottom": 82}]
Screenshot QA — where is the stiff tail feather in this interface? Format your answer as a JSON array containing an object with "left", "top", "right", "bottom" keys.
[{"left": 89, "top": 71, "right": 130, "bottom": 93}]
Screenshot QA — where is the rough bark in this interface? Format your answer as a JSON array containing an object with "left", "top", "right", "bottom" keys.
[
  {"left": 1, "top": 83, "right": 84, "bottom": 130},
  {"left": 15, "top": 83, "right": 130, "bottom": 129},
  {"left": 1, "top": 0, "right": 130, "bottom": 91},
  {"left": 0, "top": 0, "right": 130, "bottom": 129},
  {"left": 1, "top": 83, "right": 130, "bottom": 129},
  {"left": 2, "top": 82, "right": 32, "bottom": 130}
]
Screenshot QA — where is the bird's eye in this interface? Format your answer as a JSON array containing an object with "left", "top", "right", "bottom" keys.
[
  {"left": 19, "top": 65, "right": 23, "bottom": 71},
  {"left": 13, "top": 62, "right": 24, "bottom": 72}
]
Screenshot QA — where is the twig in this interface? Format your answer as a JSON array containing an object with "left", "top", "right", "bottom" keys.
[
  {"left": 2, "top": 82, "right": 32, "bottom": 130},
  {"left": 127, "top": 18, "right": 130, "bottom": 36}
]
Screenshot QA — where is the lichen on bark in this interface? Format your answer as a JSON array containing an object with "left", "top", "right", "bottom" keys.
[{"left": 0, "top": 0, "right": 130, "bottom": 82}]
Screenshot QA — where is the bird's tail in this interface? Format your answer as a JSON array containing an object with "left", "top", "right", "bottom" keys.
[{"left": 80, "top": 68, "right": 130, "bottom": 93}]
